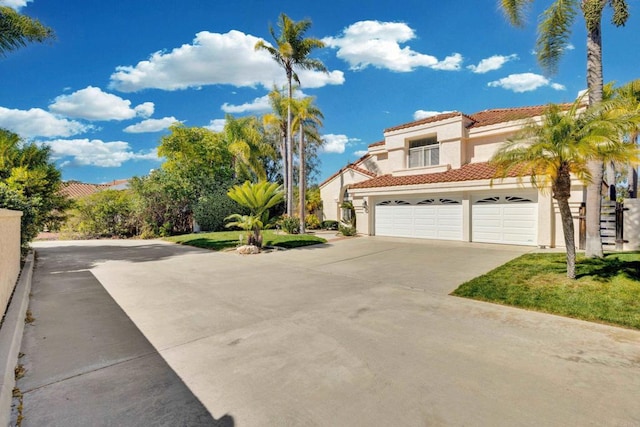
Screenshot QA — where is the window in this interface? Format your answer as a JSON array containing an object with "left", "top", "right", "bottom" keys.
[{"left": 408, "top": 136, "right": 439, "bottom": 168}]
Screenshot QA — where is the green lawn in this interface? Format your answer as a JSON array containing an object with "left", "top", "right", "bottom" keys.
[
  {"left": 165, "top": 230, "right": 326, "bottom": 251},
  {"left": 451, "top": 252, "right": 640, "bottom": 330}
]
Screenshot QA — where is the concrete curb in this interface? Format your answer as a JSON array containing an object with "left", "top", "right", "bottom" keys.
[{"left": 0, "top": 251, "right": 34, "bottom": 426}]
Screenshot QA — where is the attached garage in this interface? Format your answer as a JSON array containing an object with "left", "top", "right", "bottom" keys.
[
  {"left": 472, "top": 194, "right": 538, "bottom": 246},
  {"left": 375, "top": 197, "right": 462, "bottom": 241}
]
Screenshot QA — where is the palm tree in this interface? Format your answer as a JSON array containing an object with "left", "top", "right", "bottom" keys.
[
  {"left": 291, "top": 95, "right": 324, "bottom": 233},
  {"left": 0, "top": 6, "right": 54, "bottom": 56},
  {"left": 612, "top": 79, "right": 640, "bottom": 198},
  {"left": 263, "top": 87, "right": 289, "bottom": 191},
  {"left": 255, "top": 13, "right": 327, "bottom": 216},
  {"left": 223, "top": 114, "right": 275, "bottom": 182},
  {"left": 499, "top": 0, "right": 630, "bottom": 258},
  {"left": 225, "top": 181, "right": 284, "bottom": 248},
  {"left": 491, "top": 98, "right": 639, "bottom": 278}
]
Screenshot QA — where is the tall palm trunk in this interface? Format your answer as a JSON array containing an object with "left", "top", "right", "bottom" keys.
[
  {"left": 629, "top": 133, "right": 639, "bottom": 198},
  {"left": 584, "top": 1, "right": 605, "bottom": 258},
  {"left": 555, "top": 166, "right": 577, "bottom": 279},
  {"left": 299, "top": 128, "right": 305, "bottom": 234},
  {"left": 286, "top": 73, "right": 294, "bottom": 216}
]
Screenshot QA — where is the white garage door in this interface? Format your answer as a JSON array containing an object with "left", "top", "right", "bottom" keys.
[
  {"left": 375, "top": 198, "right": 462, "bottom": 241},
  {"left": 472, "top": 195, "right": 537, "bottom": 246}
]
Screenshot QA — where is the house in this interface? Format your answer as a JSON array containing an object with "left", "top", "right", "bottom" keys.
[
  {"left": 320, "top": 105, "right": 586, "bottom": 248},
  {"left": 60, "top": 179, "right": 130, "bottom": 199}
]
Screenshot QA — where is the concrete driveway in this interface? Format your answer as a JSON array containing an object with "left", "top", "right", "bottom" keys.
[{"left": 35, "top": 237, "right": 640, "bottom": 426}]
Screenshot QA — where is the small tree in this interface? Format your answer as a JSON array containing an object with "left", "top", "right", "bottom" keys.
[
  {"left": 491, "top": 98, "right": 639, "bottom": 278},
  {"left": 225, "top": 181, "right": 283, "bottom": 248}
]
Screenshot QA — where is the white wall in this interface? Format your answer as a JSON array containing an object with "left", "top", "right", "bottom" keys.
[
  {"left": 624, "top": 198, "right": 640, "bottom": 251},
  {"left": 320, "top": 170, "right": 372, "bottom": 222},
  {"left": 0, "top": 209, "right": 22, "bottom": 317}
]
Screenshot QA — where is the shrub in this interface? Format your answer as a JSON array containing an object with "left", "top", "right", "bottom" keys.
[
  {"left": 280, "top": 215, "right": 300, "bottom": 234},
  {"left": 322, "top": 220, "right": 338, "bottom": 230},
  {"left": 0, "top": 183, "right": 39, "bottom": 257},
  {"left": 305, "top": 213, "right": 321, "bottom": 230},
  {"left": 339, "top": 224, "right": 357, "bottom": 236},
  {"left": 67, "top": 189, "right": 138, "bottom": 238},
  {"left": 194, "top": 187, "right": 247, "bottom": 232}
]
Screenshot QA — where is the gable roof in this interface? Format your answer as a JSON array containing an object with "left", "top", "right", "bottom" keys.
[
  {"left": 384, "top": 112, "right": 463, "bottom": 133},
  {"left": 349, "top": 162, "right": 527, "bottom": 190},
  {"left": 320, "top": 161, "right": 378, "bottom": 188}
]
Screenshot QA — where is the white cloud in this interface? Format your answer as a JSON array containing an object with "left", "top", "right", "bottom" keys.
[
  {"left": 109, "top": 30, "right": 344, "bottom": 92},
  {"left": 353, "top": 150, "right": 368, "bottom": 157},
  {"left": 221, "top": 95, "right": 271, "bottom": 114},
  {"left": 413, "top": 110, "right": 453, "bottom": 120},
  {"left": 0, "top": 106, "right": 90, "bottom": 138},
  {"left": 205, "top": 119, "right": 226, "bottom": 132},
  {"left": 123, "top": 116, "right": 180, "bottom": 133},
  {"left": 323, "top": 21, "right": 462, "bottom": 72},
  {"left": 49, "top": 86, "right": 154, "bottom": 121},
  {"left": 221, "top": 89, "right": 310, "bottom": 114},
  {"left": 487, "top": 73, "right": 566, "bottom": 93},
  {"left": 467, "top": 54, "right": 518, "bottom": 74},
  {"left": 43, "top": 138, "right": 159, "bottom": 167},
  {"left": 0, "top": 0, "right": 30, "bottom": 10},
  {"left": 322, "top": 134, "right": 360, "bottom": 154}
]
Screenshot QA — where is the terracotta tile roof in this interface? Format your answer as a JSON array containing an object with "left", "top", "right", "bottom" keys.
[
  {"left": 381, "top": 104, "right": 575, "bottom": 134},
  {"left": 59, "top": 179, "right": 130, "bottom": 199},
  {"left": 59, "top": 182, "right": 104, "bottom": 199},
  {"left": 320, "top": 162, "right": 378, "bottom": 188},
  {"left": 384, "top": 112, "right": 462, "bottom": 133},
  {"left": 350, "top": 162, "right": 529, "bottom": 189},
  {"left": 368, "top": 140, "right": 385, "bottom": 148},
  {"left": 468, "top": 104, "right": 570, "bottom": 128}
]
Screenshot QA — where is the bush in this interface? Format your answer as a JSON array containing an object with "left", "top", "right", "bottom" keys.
[
  {"left": 65, "top": 190, "right": 138, "bottom": 238},
  {"left": 339, "top": 224, "right": 357, "bottom": 236},
  {"left": 194, "top": 187, "right": 247, "bottom": 232},
  {"left": 280, "top": 215, "right": 300, "bottom": 234},
  {"left": 305, "top": 213, "right": 321, "bottom": 230},
  {"left": 322, "top": 220, "right": 338, "bottom": 230}
]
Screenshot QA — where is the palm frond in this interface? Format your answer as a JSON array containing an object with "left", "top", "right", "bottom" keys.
[{"left": 536, "top": 0, "right": 579, "bottom": 74}]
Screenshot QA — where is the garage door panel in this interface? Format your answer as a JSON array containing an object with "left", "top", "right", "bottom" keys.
[
  {"left": 472, "top": 196, "right": 537, "bottom": 246},
  {"left": 375, "top": 199, "right": 462, "bottom": 241}
]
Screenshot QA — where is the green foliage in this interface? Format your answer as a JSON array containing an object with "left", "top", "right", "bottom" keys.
[
  {"left": 305, "top": 213, "right": 320, "bottom": 229},
  {"left": 66, "top": 190, "right": 138, "bottom": 238},
  {"left": 340, "top": 201, "right": 356, "bottom": 228},
  {"left": 321, "top": 220, "right": 338, "bottom": 230},
  {"left": 452, "top": 252, "right": 640, "bottom": 330},
  {"left": 280, "top": 215, "right": 300, "bottom": 234},
  {"left": 225, "top": 181, "right": 284, "bottom": 247},
  {"left": 0, "top": 6, "right": 55, "bottom": 56},
  {"left": 0, "top": 129, "right": 67, "bottom": 254},
  {"left": 129, "top": 170, "right": 193, "bottom": 237},
  {"left": 0, "top": 183, "right": 38, "bottom": 256},
  {"left": 339, "top": 224, "right": 357, "bottom": 236},
  {"left": 193, "top": 186, "right": 247, "bottom": 232}
]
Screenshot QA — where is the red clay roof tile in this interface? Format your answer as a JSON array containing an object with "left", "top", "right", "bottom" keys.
[{"left": 349, "top": 162, "right": 528, "bottom": 189}]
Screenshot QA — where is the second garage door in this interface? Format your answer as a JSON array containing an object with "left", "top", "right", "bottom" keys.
[
  {"left": 472, "top": 194, "right": 537, "bottom": 246},
  {"left": 375, "top": 198, "right": 462, "bottom": 241}
]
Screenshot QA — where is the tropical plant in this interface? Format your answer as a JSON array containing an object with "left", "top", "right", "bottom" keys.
[
  {"left": 223, "top": 114, "right": 275, "bottom": 181},
  {"left": 291, "top": 95, "right": 324, "bottom": 233},
  {"left": 225, "top": 181, "right": 284, "bottom": 248},
  {"left": 490, "top": 98, "right": 640, "bottom": 278},
  {"left": 498, "top": 0, "right": 630, "bottom": 258},
  {"left": 0, "top": 6, "right": 54, "bottom": 57},
  {"left": 255, "top": 13, "right": 327, "bottom": 216},
  {"left": 279, "top": 215, "right": 300, "bottom": 234},
  {"left": 305, "top": 213, "right": 321, "bottom": 230}
]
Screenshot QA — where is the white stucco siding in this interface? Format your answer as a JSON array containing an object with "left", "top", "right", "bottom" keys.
[{"left": 320, "top": 169, "right": 373, "bottom": 222}]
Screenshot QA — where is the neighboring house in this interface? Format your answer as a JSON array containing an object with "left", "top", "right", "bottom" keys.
[
  {"left": 320, "top": 105, "right": 585, "bottom": 248},
  {"left": 60, "top": 179, "right": 130, "bottom": 199}
]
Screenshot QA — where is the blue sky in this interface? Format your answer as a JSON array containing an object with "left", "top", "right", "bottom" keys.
[{"left": 1, "top": 0, "right": 638, "bottom": 184}]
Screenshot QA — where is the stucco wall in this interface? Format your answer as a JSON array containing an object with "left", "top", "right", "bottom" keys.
[
  {"left": 320, "top": 170, "right": 372, "bottom": 222},
  {"left": 0, "top": 209, "right": 22, "bottom": 317},
  {"left": 624, "top": 198, "right": 640, "bottom": 251}
]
